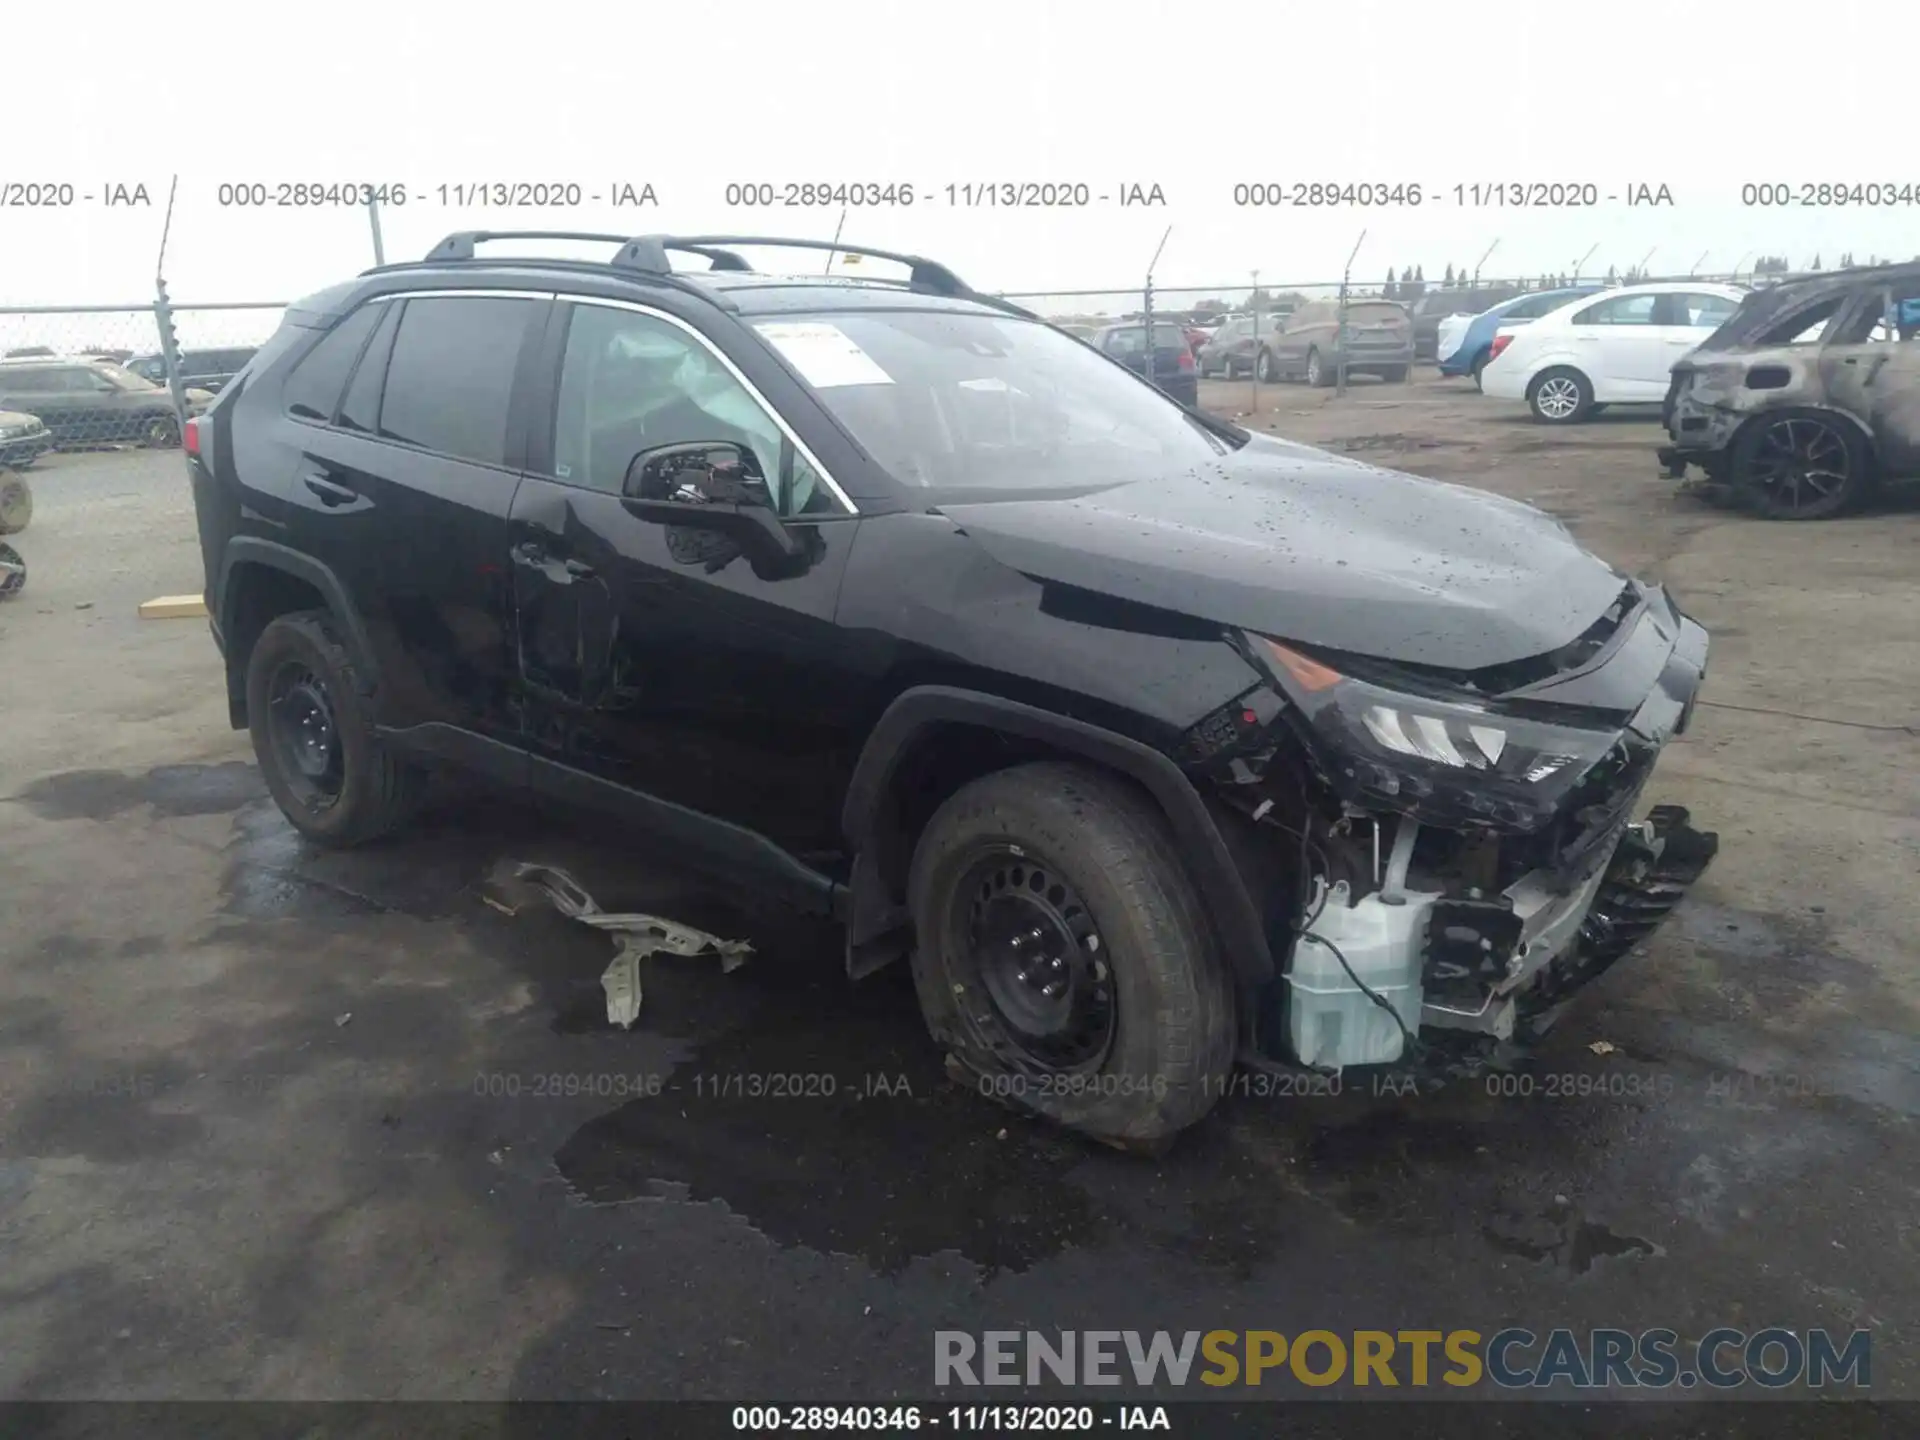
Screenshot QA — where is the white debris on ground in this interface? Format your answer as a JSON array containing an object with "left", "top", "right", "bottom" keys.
[{"left": 484, "top": 861, "right": 753, "bottom": 1028}]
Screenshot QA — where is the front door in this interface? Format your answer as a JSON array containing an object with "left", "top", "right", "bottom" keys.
[
  {"left": 1820, "top": 280, "right": 1920, "bottom": 480},
  {"left": 508, "top": 298, "right": 863, "bottom": 855}
]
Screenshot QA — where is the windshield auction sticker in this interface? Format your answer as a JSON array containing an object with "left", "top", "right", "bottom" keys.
[{"left": 755, "top": 322, "right": 894, "bottom": 388}]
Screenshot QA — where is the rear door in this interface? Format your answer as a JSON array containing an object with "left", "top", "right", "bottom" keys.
[
  {"left": 0, "top": 367, "right": 70, "bottom": 440},
  {"left": 508, "top": 297, "right": 861, "bottom": 852},
  {"left": 1654, "top": 291, "right": 1742, "bottom": 374},
  {"left": 1820, "top": 278, "right": 1920, "bottom": 478},
  {"left": 278, "top": 290, "right": 544, "bottom": 767},
  {"left": 1566, "top": 291, "right": 1668, "bottom": 398}
]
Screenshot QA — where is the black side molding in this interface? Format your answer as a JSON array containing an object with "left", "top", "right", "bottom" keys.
[{"left": 842, "top": 685, "right": 1276, "bottom": 987}]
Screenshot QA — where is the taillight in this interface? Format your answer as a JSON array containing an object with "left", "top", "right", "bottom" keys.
[
  {"left": 1488, "top": 334, "right": 1514, "bottom": 361},
  {"left": 183, "top": 415, "right": 203, "bottom": 458},
  {"left": 1178, "top": 348, "right": 1195, "bottom": 372}
]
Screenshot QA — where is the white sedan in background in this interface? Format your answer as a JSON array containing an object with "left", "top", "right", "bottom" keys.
[{"left": 1479, "top": 281, "right": 1747, "bottom": 423}]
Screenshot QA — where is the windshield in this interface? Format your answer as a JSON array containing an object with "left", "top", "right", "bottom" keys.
[{"left": 751, "top": 310, "right": 1231, "bottom": 491}]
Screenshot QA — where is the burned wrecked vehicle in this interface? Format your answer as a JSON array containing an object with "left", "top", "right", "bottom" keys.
[
  {"left": 1661, "top": 262, "right": 1920, "bottom": 519},
  {"left": 187, "top": 231, "right": 1716, "bottom": 1148}
]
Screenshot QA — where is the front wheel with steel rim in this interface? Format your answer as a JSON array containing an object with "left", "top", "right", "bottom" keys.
[
  {"left": 1305, "top": 348, "right": 1328, "bottom": 388},
  {"left": 906, "top": 761, "right": 1235, "bottom": 1147},
  {"left": 246, "top": 610, "right": 427, "bottom": 846},
  {"left": 1527, "top": 366, "right": 1593, "bottom": 423},
  {"left": 1730, "top": 410, "right": 1869, "bottom": 520}
]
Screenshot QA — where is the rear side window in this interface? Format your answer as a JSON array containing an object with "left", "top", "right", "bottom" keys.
[
  {"left": 337, "top": 302, "right": 402, "bottom": 434},
  {"left": 1505, "top": 293, "right": 1567, "bottom": 321},
  {"left": 284, "top": 303, "right": 385, "bottom": 422},
  {"left": 376, "top": 296, "right": 538, "bottom": 465},
  {"left": 0, "top": 367, "right": 52, "bottom": 390},
  {"left": 1575, "top": 294, "right": 1659, "bottom": 326}
]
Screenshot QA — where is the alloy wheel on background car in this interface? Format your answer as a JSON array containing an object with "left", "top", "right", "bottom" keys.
[
  {"left": 1737, "top": 414, "right": 1861, "bottom": 520},
  {"left": 1531, "top": 372, "right": 1588, "bottom": 423}
]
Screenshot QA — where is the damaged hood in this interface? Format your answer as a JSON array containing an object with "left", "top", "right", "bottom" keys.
[{"left": 937, "top": 436, "right": 1628, "bottom": 671}]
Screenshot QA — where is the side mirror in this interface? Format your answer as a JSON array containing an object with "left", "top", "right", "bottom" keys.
[{"left": 619, "top": 440, "right": 811, "bottom": 576}]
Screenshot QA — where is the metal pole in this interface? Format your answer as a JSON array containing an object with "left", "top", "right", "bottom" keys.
[
  {"left": 1249, "top": 269, "right": 1260, "bottom": 413},
  {"left": 824, "top": 206, "right": 847, "bottom": 273},
  {"left": 368, "top": 193, "right": 386, "bottom": 266},
  {"left": 154, "top": 176, "right": 191, "bottom": 429},
  {"left": 1572, "top": 244, "right": 1597, "bottom": 282},
  {"left": 1473, "top": 238, "right": 1500, "bottom": 287},
  {"left": 1142, "top": 227, "right": 1171, "bottom": 392},
  {"left": 1337, "top": 229, "right": 1366, "bottom": 398},
  {"left": 1690, "top": 251, "right": 1709, "bottom": 276}
]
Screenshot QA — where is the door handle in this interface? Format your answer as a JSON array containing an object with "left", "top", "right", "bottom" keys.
[
  {"left": 511, "top": 540, "right": 595, "bottom": 582},
  {"left": 303, "top": 472, "right": 359, "bottom": 507}
]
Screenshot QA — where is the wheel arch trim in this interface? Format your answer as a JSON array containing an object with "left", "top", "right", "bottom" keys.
[
  {"left": 841, "top": 685, "right": 1276, "bottom": 988},
  {"left": 217, "top": 537, "right": 381, "bottom": 698}
]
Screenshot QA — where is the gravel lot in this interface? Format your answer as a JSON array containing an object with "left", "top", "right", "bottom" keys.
[{"left": 2, "top": 377, "right": 1916, "bottom": 1409}]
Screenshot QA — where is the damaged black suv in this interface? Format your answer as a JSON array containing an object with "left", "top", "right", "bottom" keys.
[{"left": 186, "top": 232, "right": 1717, "bottom": 1146}]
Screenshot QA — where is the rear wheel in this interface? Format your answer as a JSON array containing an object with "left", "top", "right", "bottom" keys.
[
  {"left": 1305, "top": 348, "right": 1329, "bottom": 387},
  {"left": 907, "top": 761, "right": 1235, "bottom": 1146},
  {"left": 143, "top": 412, "right": 181, "bottom": 448},
  {"left": 1527, "top": 366, "right": 1593, "bottom": 423},
  {"left": 1730, "top": 410, "right": 1869, "bottom": 520},
  {"left": 246, "top": 611, "right": 427, "bottom": 846},
  {"left": 1255, "top": 347, "right": 1276, "bottom": 383}
]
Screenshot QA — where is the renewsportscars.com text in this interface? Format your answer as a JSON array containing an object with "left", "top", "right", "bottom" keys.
[{"left": 934, "top": 1328, "right": 1871, "bottom": 1391}]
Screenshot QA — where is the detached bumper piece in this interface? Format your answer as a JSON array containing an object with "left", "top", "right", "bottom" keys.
[{"left": 1519, "top": 805, "right": 1719, "bottom": 1032}]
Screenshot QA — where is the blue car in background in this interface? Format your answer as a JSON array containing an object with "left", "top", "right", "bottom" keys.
[{"left": 1437, "top": 287, "right": 1604, "bottom": 387}]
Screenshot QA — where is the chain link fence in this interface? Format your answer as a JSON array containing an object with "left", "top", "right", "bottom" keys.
[
  {"left": 0, "top": 259, "right": 1807, "bottom": 468},
  {"left": 0, "top": 302, "right": 284, "bottom": 457},
  {"left": 999, "top": 272, "right": 1774, "bottom": 398}
]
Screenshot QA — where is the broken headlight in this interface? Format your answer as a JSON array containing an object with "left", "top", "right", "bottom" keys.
[{"left": 1246, "top": 634, "right": 1623, "bottom": 833}]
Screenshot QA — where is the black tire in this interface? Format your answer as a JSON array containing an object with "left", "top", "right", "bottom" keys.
[
  {"left": 1255, "top": 347, "right": 1276, "bottom": 384},
  {"left": 1527, "top": 366, "right": 1593, "bottom": 424},
  {"left": 246, "top": 610, "right": 426, "bottom": 846},
  {"left": 1305, "top": 348, "right": 1330, "bottom": 388},
  {"left": 0, "top": 469, "right": 30, "bottom": 536},
  {"left": 1470, "top": 350, "right": 1491, "bottom": 391},
  {"left": 1729, "top": 410, "right": 1870, "bottom": 520},
  {"left": 143, "top": 412, "right": 181, "bottom": 448},
  {"left": 906, "top": 761, "right": 1235, "bottom": 1146}
]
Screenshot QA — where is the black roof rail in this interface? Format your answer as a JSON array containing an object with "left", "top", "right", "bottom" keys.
[
  {"left": 423, "top": 230, "right": 667, "bottom": 267},
  {"left": 400, "top": 228, "right": 1031, "bottom": 318},
  {"left": 644, "top": 235, "right": 976, "bottom": 297}
]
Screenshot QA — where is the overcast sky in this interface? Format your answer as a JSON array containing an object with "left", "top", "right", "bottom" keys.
[{"left": 5, "top": 0, "right": 1909, "bottom": 311}]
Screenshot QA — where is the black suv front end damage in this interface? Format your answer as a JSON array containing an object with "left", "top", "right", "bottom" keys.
[{"left": 1178, "top": 580, "right": 1715, "bottom": 1079}]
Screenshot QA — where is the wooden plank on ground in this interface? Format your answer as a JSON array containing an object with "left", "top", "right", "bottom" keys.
[{"left": 138, "top": 594, "right": 207, "bottom": 620}]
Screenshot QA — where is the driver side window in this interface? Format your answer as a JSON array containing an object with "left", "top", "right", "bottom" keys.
[{"left": 551, "top": 304, "right": 828, "bottom": 515}]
